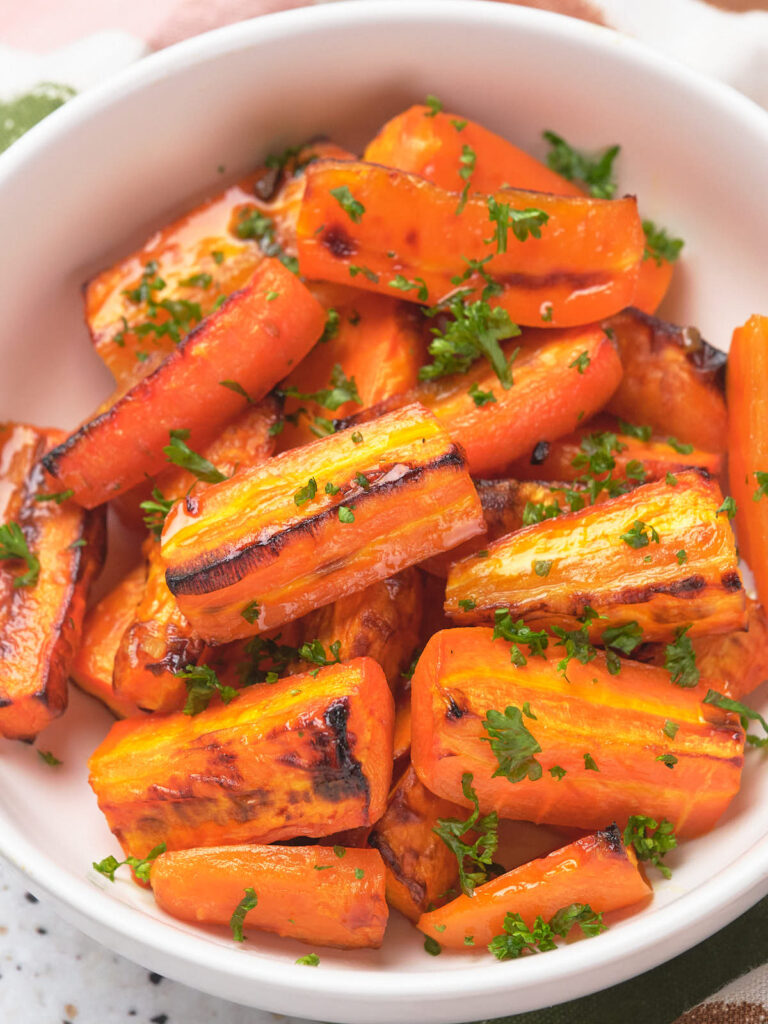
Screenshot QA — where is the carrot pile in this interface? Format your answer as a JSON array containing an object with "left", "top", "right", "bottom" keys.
[{"left": 2, "top": 97, "right": 767, "bottom": 966}]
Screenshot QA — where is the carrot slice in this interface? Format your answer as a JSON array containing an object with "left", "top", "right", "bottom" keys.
[
  {"left": 633, "top": 257, "right": 675, "bottom": 316},
  {"left": 446, "top": 471, "right": 744, "bottom": 643},
  {"left": 727, "top": 314, "right": 768, "bottom": 602},
  {"left": 44, "top": 259, "right": 325, "bottom": 508},
  {"left": 150, "top": 844, "right": 388, "bottom": 949},
  {"left": 89, "top": 657, "right": 394, "bottom": 860},
  {"left": 417, "top": 825, "right": 650, "bottom": 950},
  {"left": 85, "top": 140, "right": 351, "bottom": 385},
  {"left": 0, "top": 424, "right": 105, "bottom": 739},
  {"left": 160, "top": 403, "right": 484, "bottom": 643},
  {"left": 605, "top": 307, "right": 727, "bottom": 454},
  {"left": 340, "top": 324, "right": 623, "bottom": 478},
  {"left": 71, "top": 563, "right": 146, "bottom": 718},
  {"left": 296, "top": 160, "right": 644, "bottom": 328},
  {"left": 410, "top": 627, "right": 744, "bottom": 838}
]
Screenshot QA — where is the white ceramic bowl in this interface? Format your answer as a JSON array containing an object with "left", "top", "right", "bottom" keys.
[{"left": 1, "top": 3, "right": 767, "bottom": 1022}]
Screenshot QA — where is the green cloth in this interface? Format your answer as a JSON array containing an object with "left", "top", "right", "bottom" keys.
[
  {"left": 0, "top": 83, "right": 75, "bottom": 154},
  {"left": 476, "top": 896, "right": 768, "bottom": 1024}
]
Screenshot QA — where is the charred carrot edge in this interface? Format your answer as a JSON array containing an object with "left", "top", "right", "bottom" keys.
[
  {"left": 0, "top": 424, "right": 106, "bottom": 740},
  {"left": 70, "top": 563, "right": 146, "bottom": 719},
  {"left": 85, "top": 140, "right": 352, "bottom": 385},
  {"left": 693, "top": 599, "right": 768, "bottom": 701},
  {"left": 160, "top": 403, "right": 484, "bottom": 644},
  {"left": 727, "top": 314, "right": 768, "bottom": 602},
  {"left": 363, "top": 104, "right": 584, "bottom": 198},
  {"left": 338, "top": 325, "right": 623, "bottom": 479},
  {"left": 605, "top": 307, "right": 728, "bottom": 454},
  {"left": 296, "top": 160, "right": 644, "bottom": 328},
  {"left": 369, "top": 765, "right": 463, "bottom": 922},
  {"left": 44, "top": 259, "right": 326, "bottom": 508},
  {"left": 446, "top": 470, "right": 745, "bottom": 643},
  {"left": 89, "top": 657, "right": 394, "bottom": 859},
  {"left": 417, "top": 825, "right": 651, "bottom": 950},
  {"left": 410, "top": 627, "right": 744, "bottom": 839},
  {"left": 506, "top": 415, "right": 722, "bottom": 485},
  {"left": 150, "top": 844, "right": 388, "bottom": 949}
]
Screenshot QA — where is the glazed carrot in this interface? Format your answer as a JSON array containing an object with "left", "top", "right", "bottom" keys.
[
  {"left": 160, "top": 404, "right": 484, "bottom": 643},
  {"left": 296, "top": 161, "right": 644, "bottom": 328},
  {"left": 0, "top": 424, "right": 105, "bottom": 740},
  {"left": 43, "top": 259, "right": 326, "bottom": 508},
  {"left": 369, "top": 765, "right": 463, "bottom": 921},
  {"left": 89, "top": 657, "right": 394, "bottom": 859},
  {"left": 727, "top": 314, "right": 768, "bottom": 603},
  {"left": 70, "top": 564, "right": 146, "bottom": 719},
  {"left": 506, "top": 415, "right": 722, "bottom": 484},
  {"left": 293, "top": 569, "right": 423, "bottom": 693},
  {"left": 363, "top": 104, "right": 583, "bottom": 198},
  {"left": 605, "top": 308, "right": 728, "bottom": 454},
  {"left": 446, "top": 471, "right": 745, "bottom": 643},
  {"left": 632, "top": 257, "right": 675, "bottom": 316},
  {"left": 410, "top": 627, "right": 745, "bottom": 838},
  {"left": 150, "top": 844, "right": 388, "bottom": 949},
  {"left": 113, "top": 399, "right": 281, "bottom": 712},
  {"left": 690, "top": 600, "right": 768, "bottom": 701},
  {"left": 278, "top": 284, "right": 428, "bottom": 450},
  {"left": 418, "top": 826, "right": 650, "bottom": 950},
  {"left": 85, "top": 140, "right": 351, "bottom": 385},
  {"left": 341, "top": 325, "right": 623, "bottom": 478}
]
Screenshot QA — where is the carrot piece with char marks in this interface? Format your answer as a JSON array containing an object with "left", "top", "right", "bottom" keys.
[
  {"left": 410, "top": 627, "right": 744, "bottom": 839},
  {"left": 296, "top": 160, "right": 644, "bottom": 329},
  {"left": 727, "top": 314, "right": 768, "bottom": 601},
  {"left": 89, "top": 657, "right": 394, "bottom": 860},
  {"left": 445, "top": 471, "right": 744, "bottom": 643},
  {"left": 417, "top": 825, "right": 650, "bottom": 950},
  {"left": 150, "top": 844, "right": 388, "bottom": 949},
  {"left": 0, "top": 423, "right": 105, "bottom": 740},
  {"left": 339, "top": 325, "right": 623, "bottom": 479},
  {"left": 160, "top": 403, "right": 484, "bottom": 644},
  {"left": 43, "top": 260, "right": 325, "bottom": 508}
]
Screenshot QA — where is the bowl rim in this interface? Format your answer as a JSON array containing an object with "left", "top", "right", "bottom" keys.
[{"left": 2, "top": 1, "right": 768, "bottom": 1019}]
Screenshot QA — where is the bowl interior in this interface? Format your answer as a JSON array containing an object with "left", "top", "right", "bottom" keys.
[{"left": 0, "top": 3, "right": 767, "bottom": 1022}]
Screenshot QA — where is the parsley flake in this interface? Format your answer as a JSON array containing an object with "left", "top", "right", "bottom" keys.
[
  {"left": 338, "top": 506, "right": 355, "bottom": 523},
  {"left": 665, "top": 625, "right": 699, "bottom": 688},
  {"left": 230, "top": 887, "right": 258, "bottom": 942},
  {"left": 294, "top": 477, "right": 318, "bottom": 507},
  {"left": 93, "top": 842, "right": 166, "bottom": 884},
  {"left": 420, "top": 297, "right": 520, "bottom": 389},
  {"left": 433, "top": 773, "right": 498, "bottom": 896},
  {"left": 482, "top": 706, "right": 543, "bottom": 783},
  {"left": 533, "top": 559, "right": 552, "bottom": 577},
  {"left": 349, "top": 264, "right": 379, "bottom": 283},
  {"left": 624, "top": 815, "right": 677, "bottom": 879},
  {"left": 139, "top": 487, "right": 174, "bottom": 537},
  {"left": 663, "top": 720, "right": 680, "bottom": 739},
  {"left": 667, "top": 436, "right": 694, "bottom": 455},
  {"left": 485, "top": 197, "right": 549, "bottom": 253},
  {"left": 34, "top": 489, "right": 74, "bottom": 504},
  {"left": 620, "top": 520, "right": 660, "bottom": 549},
  {"left": 656, "top": 753, "right": 678, "bottom": 769},
  {"left": 389, "top": 274, "right": 429, "bottom": 302},
  {"left": 754, "top": 472, "right": 768, "bottom": 502},
  {"left": 468, "top": 382, "right": 496, "bottom": 407},
  {"left": 37, "top": 749, "right": 62, "bottom": 766},
  {"left": 489, "top": 904, "right": 605, "bottom": 960},
  {"left": 424, "top": 95, "right": 443, "bottom": 117},
  {"left": 569, "top": 350, "right": 591, "bottom": 374},
  {"left": 543, "top": 131, "right": 620, "bottom": 199},
  {"left": 296, "top": 953, "right": 320, "bottom": 966},
  {"left": 455, "top": 144, "right": 476, "bottom": 215},
  {"left": 219, "top": 379, "right": 255, "bottom": 403},
  {"left": 163, "top": 429, "right": 227, "bottom": 484},
  {"left": 175, "top": 664, "right": 238, "bottom": 716},
  {"left": 241, "top": 600, "right": 261, "bottom": 625},
  {"left": 282, "top": 363, "right": 361, "bottom": 412},
  {"left": 642, "top": 220, "right": 684, "bottom": 266},
  {"left": 717, "top": 496, "right": 737, "bottom": 519},
  {"left": 0, "top": 522, "right": 39, "bottom": 588},
  {"left": 329, "top": 185, "right": 365, "bottom": 223},
  {"left": 583, "top": 753, "right": 599, "bottom": 772},
  {"left": 703, "top": 690, "right": 768, "bottom": 748}
]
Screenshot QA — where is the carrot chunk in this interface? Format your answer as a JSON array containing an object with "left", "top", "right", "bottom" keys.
[
  {"left": 43, "top": 260, "right": 325, "bottom": 508},
  {"left": 150, "top": 844, "right": 388, "bottom": 949},
  {"left": 160, "top": 403, "right": 484, "bottom": 643},
  {"left": 296, "top": 160, "right": 644, "bottom": 328},
  {"left": 417, "top": 825, "right": 650, "bottom": 951},
  {"left": 89, "top": 657, "right": 394, "bottom": 860},
  {"left": 410, "top": 627, "right": 744, "bottom": 838}
]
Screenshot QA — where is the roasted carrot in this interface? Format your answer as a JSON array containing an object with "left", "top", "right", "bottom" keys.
[
  {"left": 369, "top": 765, "right": 463, "bottom": 921},
  {"left": 278, "top": 284, "right": 428, "bottom": 450},
  {"left": 417, "top": 825, "right": 650, "bottom": 950},
  {"left": 727, "top": 314, "right": 768, "bottom": 602},
  {"left": 296, "top": 160, "right": 644, "bottom": 328},
  {"left": 446, "top": 471, "right": 745, "bottom": 643},
  {"left": 340, "top": 325, "right": 623, "bottom": 478},
  {"left": 633, "top": 256, "right": 675, "bottom": 316},
  {"left": 70, "top": 563, "right": 146, "bottom": 718},
  {"left": 85, "top": 140, "right": 351, "bottom": 385},
  {"left": 292, "top": 569, "right": 423, "bottom": 693},
  {"left": 605, "top": 308, "right": 728, "bottom": 454},
  {"left": 150, "top": 844, "right": 388, "bottom": 948},
  {"left": 410, "top": 627, "right": 744, "bottom": 838},
  {"left": 44, "top": 260, "right": 325, "bottom": 508},
  {"left": 89, "top": 657, "right": 394, "bottom": 860},
  {"left": 363, "top": 104, "right": 583, "bottom": 198},
  {"left": 691, "top": 599, "right": 768, "bottom": 701},
  {"left": 0, "top": 424, "right": 105, "bottom": 740},
  {"left": 161, "top": 404, "right": 484, "bottom": 643}
]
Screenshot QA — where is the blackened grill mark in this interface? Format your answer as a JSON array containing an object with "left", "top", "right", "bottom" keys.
[
  {"left": 721, "top": 571, "right": 743, "bottom": 592},
  {"left": 446, "top": 696, "right": 465, "bottom": 720},
  {"left": 310, "top": 698, "right": 370, "bottom": 806},
  {"left": 497, "top": 269, "right": 611, "bottom": 291},
  {"left": 145, "top": 635, "right": 205, "bottom": 676},
  {"left": 610, "top": 307, "right": 727, "bottom": 389},
  {"left": 166, "top": 443, "right": 468, "bottom": 596},
  {"left": 531, "top": 441, "right": 550, "bottom": 466},
  {"left": 322, "top": 225, "right": 357, "bottom": 259},
  {"left": 368, "top": 831, "right": 426, "bottom": 906},
  {"left": 597, "top": 823, "right": 622, "bottom": 854}
]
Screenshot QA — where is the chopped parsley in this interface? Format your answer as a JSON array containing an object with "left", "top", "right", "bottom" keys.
[
  {"left": 163, "top": 429, "right": 227, "bottom": 483},
  {"left": 754, "top": 471, "right": 768, "bottom": 502},
  {"left": 623, "top": 815, "right": 677, "bottom": 878},
  {"left": 93, "top": 842, "right": 166, "bottom": 884},
  {"left": 319, "top": 308, "right": 340, "bottom": 344},
  {"left": 492, "top": 610, "right": 549, "bottom": 667},
  {"left": 0, "top": 522, "right": 39, "bottom": 588},
  {"left": 458, "top": 598, "right": 476, "bottom": 611},
  {"left": 424, "top": 94, "right": 443, "bottom": 117},
  {"left": 667, "top": 436, "right": 694, "bottom": 455},
  {"left": 533, "top": 559, "right": 552, "bottom": 577},
  {"left": 433, "top": 773, "right": 498, "bottom": 895},
  {"left": 552, "top": 623, "right": 596, "bottom": 680},
  {"left": 716, "top": 496, "right": 737, "bottom": 519},
  {"left": 468, "top": 382, "right": 496, "bottom": 407},
  {"left": 219, "top": 379, "right": 255, "bottom": 403},
  {"left": 230, "top": 887, "right": 258, "bottom": 942},
  {"left": 338, "top": 506, "right": 355, "bottom": 523},
  {"left": 618, "top": 420, "right": 653, "bottom": 442},
  {"left": 456, "top": 144, "right": 476, "bottom": 215},
  {"left": 656, "top": 753, "right": 678, "bottom": 769},
  {"left": 549, "top": 766, "right": 567, "bottom": 780},
  {"left": 569, "top": 351, "right": 591, "bottom": 374},
  {"left": 489, "top": 904, "right": 605, "bottom": 961},
  {"left": 642, "top": 220, "right": 684, "bottom": 265},
  {"left": 542, "top": 131, "right": 620, "bottom": 199},
  {"left": 485, "top": 197, "right": 549, "bottom": 253},
  {"left": 522, "top": 499, "right": 563, "bottom": 525},
  {"left": 34, "top": 489, "right": 74, "bottom": 504},
  {"left": 294, "top": 477, "right": 318, "bottom": 507},
  {"left": 666, "top": 472, "right": 679, "bottom": 486},
  {"left": 350, "top": 431, "right": 364, "bottom": 444},
  {"left": 281, "top": 363, "right": 361, "bottom": 411},
  {"left": 583, "top": 753, "right": 599, "bottom": 772},
  {"left": 663, "top": 720, "right": 680, "bottom": 739},
  {"left": 179, "top": 272, "right": 213, "bottom": 289},
  {"left": 423, "top": 936, "right": 442, "bottom": 956},
  {"left": 676, "top": 549, "right": 687, "bottom": 564},
  {"left": 664, "top": 625, "right": 699, "bottom": 688},
  {"left": 620, "top": 520, "right": 660, "bottom": 549},
  {"left": 233, "top": 208, "right": 298, "bottom": 274},
  {"left": 389, "top": 274, "right": 428, "bottom": 302},
  {"left": 325, "top": 481, "right": 340, "bottom": 495},
  {"left": 329, "top": 185, "right": 365, "bottom": 223},
  {"left": 419, "top": 297, "right": 520, "bottom": 389},
  {"left": 241, "top": 600, "right": 261, "bottom": 624},
  {"left": 37, "top": 750, "right": 62, "bottom": 767},
  {"left": 296, "top": 953, "right": 320, "bottom": 966},
  {"left": 175, "top": 664, "right": 238, "bottom": 716},
  {"left": 296, "top": 639, "right": 342, "bottom": 677},
  {"left": 482, "top": 706, "right": 543, "bottom": 783},
  {"left": 703, "top": 690, "right": 768, "bottom": 748},
  {"left": 139, "top": 488, "right": 174, "bottom": 537},
  {"left": 349, "top": 264, "right": 379, "bottom": 283}
]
